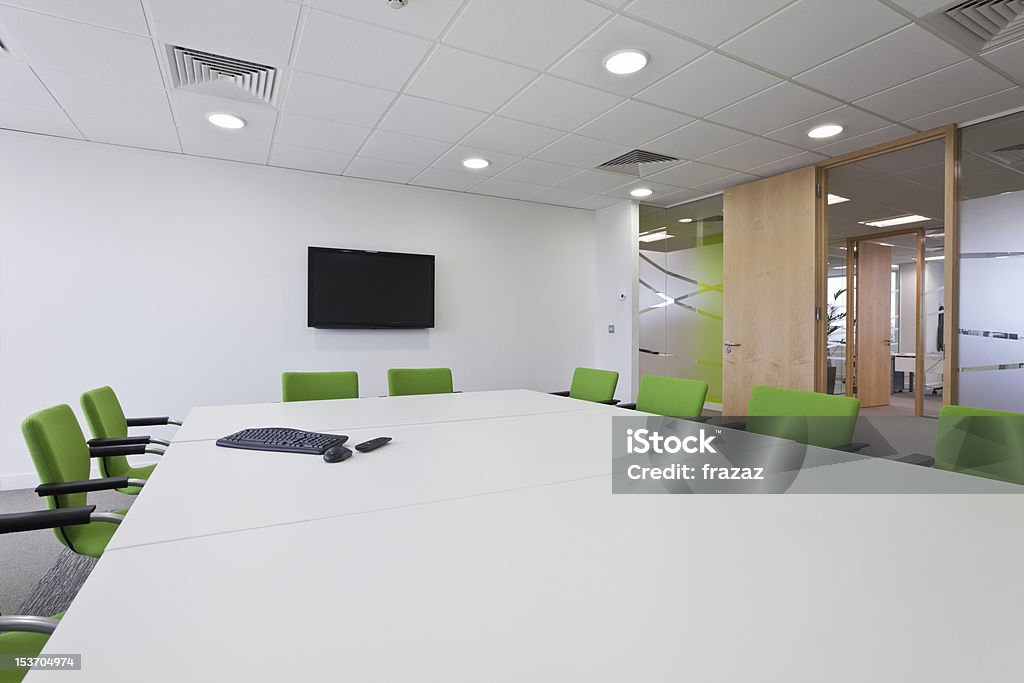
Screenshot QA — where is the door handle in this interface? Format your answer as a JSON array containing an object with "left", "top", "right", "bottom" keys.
[
  {"left": 724, "top": 342, "right": 742, "bottom": 354},
  {"left": 884, "top": 339, "right": 893, "bottom": 346}
]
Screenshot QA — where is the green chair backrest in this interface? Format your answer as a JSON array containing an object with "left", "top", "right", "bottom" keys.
[
  {"left": 746, "top": 385, "right": 861, "bottom": 450},
  {"left": 934, "top": 405, "right": 1024, "bottom": 486},
  {"left": 80, "top": 386, "right": 131, "bottom": 479},
  {"left": 635, "top": 375, "right": 708, "bottom": 418},
  {"left": 281, "top": 371, "right": 359, "bottom": 402},
  {"left": 568, "top": 367, "right": 619, "bottom": 402},
  {"left": 21, "top": 405, "right": 94, "bottom": 551},
  {"left": 387, "top": 368, "right": 453, "bottom": 397}
]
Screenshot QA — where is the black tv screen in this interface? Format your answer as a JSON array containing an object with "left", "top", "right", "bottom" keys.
[{"left": 308, "top": 247, "right": 435, "bottom": 329}]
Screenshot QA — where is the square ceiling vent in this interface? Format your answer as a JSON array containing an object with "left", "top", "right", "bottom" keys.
[
  {"left": 924, "top": 1, "right": 1024, "bottom": 52},
  {"left": 167, "top": 45, "right": 279, "bottom": 106},
  {"left": 596, "top": 149, "right": 681, "bottom": 177}
]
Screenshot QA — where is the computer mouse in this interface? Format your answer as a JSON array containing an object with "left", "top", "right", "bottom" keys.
[{"left": 323, "top": 445, "right": 352, "bottom": 463}]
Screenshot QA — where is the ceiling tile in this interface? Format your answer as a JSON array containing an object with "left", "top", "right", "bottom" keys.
[
  {"left": 378, "top": 96, "right": 488, "bottom": 143},
  {"left": 177, "top": 127, "right": 271, "bottom": 164},
  {"left": 624, "top": 0, "right": 792, "bottom": 46},
  {"left": 36, "top": 68, "right": 168, "bottom": 116},
  {"left": 554, "top": 169, "right": 632, "bottom": 194},
  {"left": 636, "top": 52, "right": 780, "bottom": 116},
  {"left": 471, "top": 177, "right": 547, "bottom": 199},
  {"left": 459, "top": 116, "right": 564, "bottom": 156},
  {"left": 692, "top": 171, "right": 759, "bottom": 193},
  {"left": 498, "top": 158, "right": 583, "bottom": 185},
  {"left": 855, "top": 60, "right": 1015, "bottom": 122},
  {"left": 886, "top": 0, "right": 956, "bottom": 16},
  {"left": 147, "top": 0, "right": 300, "bottom": 66},
  {"left": 360, "top": 130, "right": 451, "bottom": 166},
  {"left": 70, "top": 110, "right": 181, "bottom": 152},
  {"left": 698, "top": 137, "right": 806, "bottom": 172},
  {"left": 573, "top": 194, "right": 628, "bottom": 210},
  {"left": 521, "top": 186, "right": 597, "bottom": 208},
  {"left": 720, "top": 0, "right": 908, "bottom": 76},
  {"left": 0, "top": 100, "right": 80, "bottom": 138},
  {"left": 170, "top": 91, "right": 279, "bottom": 140},
  {"left": 344, "top": 156, "right": 423, "bottom": 183},
  {"left": 410, "top": 167, "right": 484, "bottom": 192},
  {"left": 644, "top": 120, "right": 752, "bottom": 161},
  {"left": 645, "top": 161, "right": 735, "bottom": 187},
  {"left": 530, "top": 133, "right": 631, "bottom": 167},
  {"left": 0, "top": 6, "right": 163, "bottom": 87},
  {"left": 444, "top": 0, "right": 610, "bottom": 71},
  {"left": 430, "top": 145, "right": 521, "bottom": 176},
  {"left": 708, "top": 82, "right": 841, "bottom": 135},
  {"left": 0, "top": 0, "right": 148, "bottom": 34},
  {"left": 295, "top": 10, "right": 431, "bottom": 90},
  {"left": 0, "top": 61, "right": 58, "bottom": 109},
  {"left": 602, "top": 179, "right": 683, "bottom": 200},
  {"left": 499, "top": 75, "right": 621, "bottom": 132},
  {"left": 575, "top": 100, "right": 692, "bottom": 148},
  {"left": 309, "top": 0, "right": 464, "bottom": 40},
  {"left": 763, "top": 105, "right": 893, "bottom": 149},
  {"left": 983, "top": 38, "right": 1024, "bottom": 83},
  {"left": 905, "top": 88, "right": 1024, "bottom": 130},
  {"left": 795, "top": 25, "right": 967, "bottom": 102},
  {"left": 270, "top": 144, "right": 352, "bottom": 174},
  {"left": 274, "top": 114, "right": 370, "bottom": 154},
  {"left": 747, "top": 151, "right": 826, "bottom": 178},
  {"left": 283, "top": 71, "right": 396, "bottom": 127},
  {"left": 549, "top": 15, "right": 705, "bottom": 97},
  {"left": 405, "top": 46, "right": 537, "bottom": 112},
  {"left": 814, "top": 124, "right": 916, "bottom": 157},
  {"left": 648, "top": 188, "right": 704, "bottom": 206}
]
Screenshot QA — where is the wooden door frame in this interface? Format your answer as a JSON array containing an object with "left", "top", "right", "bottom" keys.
[
  {"left": 815, "top": 124, "right": 959, "bottom": 408},
  {"left": 845, "top": 228, "right": 926, "bottom": 415}
]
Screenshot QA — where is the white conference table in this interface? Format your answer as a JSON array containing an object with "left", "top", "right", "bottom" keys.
[{"left": 28, "top": 390, "right": 1024, "bottom": 681}]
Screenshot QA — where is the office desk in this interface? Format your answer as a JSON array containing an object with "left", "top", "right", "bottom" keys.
[{"left": 33, "top": 475, "right": 1024, "bottom": 682}]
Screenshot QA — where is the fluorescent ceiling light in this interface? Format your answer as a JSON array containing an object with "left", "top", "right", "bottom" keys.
[
  {"left": 639, "top": 230, "right": 673, "bottom": 243},
  {"left": 827, "top": 194, "right": 850, "bottom": 205},
  {"left": 630, "top": 187, "right": 653, "bottom": 198},
  {"left": 876, "top": 242, "right": 895, "bottom": 247},
  {"left": 462, "top": 157, "right": 490, "bottom": 170},
  {"left": 207, "top": 112, "right": 246, "bottom": 129},
  {"left": 995, "top": 255, "right": 1010, "bottom": 259},
  {"left": 859, "top": 214, "right": 930, "bottom": 228},
  {"left": 604, "top": 49, "right": 649, "bottom": 75},
  {"left": 925, "top": 255, "right": 945, "bottom": 261},
  {"left": 678, "top": 218, "right": 694, "bottom": 223},
  {"left": 808, "top": 124, "right": 843, "bottom": 139},
  {"left": 833, "top": 266, "right": 847, "bottom": 270}
]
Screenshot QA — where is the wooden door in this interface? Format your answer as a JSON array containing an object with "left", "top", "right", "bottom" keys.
[
  {"left": 855, "top": 241, "right": 893, "bottom": 407},
  {"left": 722, "top": 167, "right": 817, "bottom": 415}
]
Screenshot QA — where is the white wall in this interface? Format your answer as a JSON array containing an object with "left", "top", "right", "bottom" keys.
[
  {"left": 0, "top": 130, "right": 600, "bottom": 487},
  {"left": 593, "top": 202, "right": 639, "bottom": 402}
]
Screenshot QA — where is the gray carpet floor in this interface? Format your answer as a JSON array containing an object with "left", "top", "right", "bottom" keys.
[{"left": 1, "top": 488, "right": 133, "bottom": 617}]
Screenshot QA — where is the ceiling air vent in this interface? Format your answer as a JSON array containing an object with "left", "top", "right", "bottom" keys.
[
  {"left": 167, "top": 45, "right": 279, "bottom": 106},
  {"left": 924, "top": 1, "right": 1024, "bottom": 52},
  {"left": 597, "top": 149, "right": 680, "bottom": 177},
  {"left": 986, "top": 141, "right": 1024, "bottom": 166}
]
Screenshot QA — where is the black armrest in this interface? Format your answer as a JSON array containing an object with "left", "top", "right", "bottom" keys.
[
  {"left": 722, "top": 421, "right": 746, "bottom": 430},
  {"left": 619, "top": 402, "right": 637, "bottom": 410},
  {"left": 893, "top": 453, "right": 935, "bottom": 467},
  {"left": 88, "top": 436, "right": 151, "bottom": 447},
  {"left": 834, "top": 442, "right": 870, "bottom": 453},
  {"left": 89, "top": 444, "right": 163, "bottom": 457},
  {"left": 598, "top": 399, "right": 621, "bottom": 405},
  {"left": 0, "top": 506, "right": 96, "bottom": 534},
  {"left": 36, "top": 476, "right": 130, "bottom": 497},
  {"left": 127, "top": 416, "right": 181, "bottom": 427},
  {"left": 550, "top": 391, "right": 570, "bottom": 397},
  {"left": 688, "top": 416, "right": 712, "bottom": 423}
]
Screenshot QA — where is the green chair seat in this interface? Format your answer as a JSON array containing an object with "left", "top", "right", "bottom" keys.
[
  {"left": 117, "top": 463, "right": 156, "bottom": 496},
  {"left": 388, "top": 368, "right": 453, "bottom": 397},
  {"left": 568, "top": 367, "right": 619, "bottom": 403},
  {"left": 635, "top": 375, "right": 708, "bottom": 419},
  {"left": 746, "top": 385, "right": 861, "bottom": 450},
  {"left": 934, "top": 405, "right": 1024, "bottom": 486},
  {"left": 81, "top": 386, "right": 154, "bottom": 493},
  {"left": 0, "top": 631, "right": 51, "bottom": 683},
  {"left": 281, "top": 371, "right": 359, "bottom": 402}
]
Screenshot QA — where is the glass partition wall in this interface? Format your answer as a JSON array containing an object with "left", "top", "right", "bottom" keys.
[{"left": 638, "top": 195, "right": 724, "bottom": 408}]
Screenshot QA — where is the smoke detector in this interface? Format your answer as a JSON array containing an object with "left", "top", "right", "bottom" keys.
[{"left": 388, "top": 0, "right": 408, "bottom": 8}]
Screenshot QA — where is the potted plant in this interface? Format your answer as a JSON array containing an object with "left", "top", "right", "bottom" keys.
[{"left": 826, "top": 288, "right": 846, "bottom": 395}]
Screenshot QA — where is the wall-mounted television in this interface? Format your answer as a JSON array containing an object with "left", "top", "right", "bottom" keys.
[{"left": 307, "top": 247, "right": 435, "bottom": 329}]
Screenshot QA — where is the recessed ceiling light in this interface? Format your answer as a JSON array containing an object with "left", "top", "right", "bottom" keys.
[
  {"left": 207, "top": 112, "right": 246, "bottom": 129},
  {"left": 924, "top": 255, "right": 945, "bottom": 261},
  {"left": 630, "top": 187, "right": 653, "bottom": 198},
  {"left": 678, "top": 217, "right": 694, "bottom": 223},
  {"left": 827, "top": 194, "right": 850, "bottom": 205},
  {"left": 808, "top": 124, "right": 843, "bottom": 139},
  {"left": 462, "top": 157, "right": 490, "bottom": 170},
  {"left": 639, "top": 230, "right": 673, "bottom": 243},
  {"left": 860, "top": 214, "right": 930, "bottom": 228},
  {"left": 604, "top": 49, "right": 649, "bottom": 75}
]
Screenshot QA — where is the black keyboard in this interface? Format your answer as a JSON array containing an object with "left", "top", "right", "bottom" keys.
[{"left": 216, "top": 427, "right": 348, "bottom": 455}]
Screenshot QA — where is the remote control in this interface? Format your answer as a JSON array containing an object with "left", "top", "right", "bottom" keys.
[{"left": 354, "top": 437, "right": 392, "bottom": 453}]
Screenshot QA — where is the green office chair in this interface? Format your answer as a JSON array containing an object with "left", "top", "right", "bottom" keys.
[
  {"left": 387, "top": 368, "right": 454, "bottom": 397},
  {"left": 552, "top": 367, "right": 619, "bottom": 404},
  {"left": 80, "top": 386, "right": 180, "bottom": 495},
  {"left": 281, "top": 371, "right": 359, "bottom": 402},
  {"left": 22, "top": 404, "right": 144, "bottom": 558},
  {"left": 931, "top": 405, "right": 1024, "bottom": 485},
  {"left": 620, "top": 375, "right": 708, "bottom": 419},
  {"left": 0, "top": 506, "right": 122, "bottom": 683},
  {"left": 744, "top": 385, "right": 865, "bottom": 451}
]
